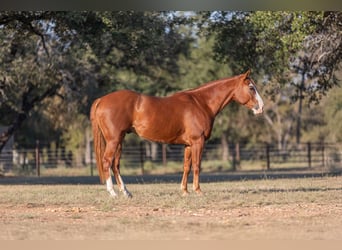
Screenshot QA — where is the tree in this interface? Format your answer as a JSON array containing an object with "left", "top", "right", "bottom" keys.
[
  {"left": 203, "top": 11, "right": 342, "bottom": 147},
  {"left": 302, "top": 70, "right": 342, "bottom": 143},
  {"left": 200, "top": 11, "right": 258, "bottom": 75},
  {"left": 0, "top": 11, "right": 192, "bottom": 152},
  {"left": 0, "top": 11, "right": 68, "bottom": 151},
  {"left": 290, "top": 12, "right": 342, "bottom": 143}
]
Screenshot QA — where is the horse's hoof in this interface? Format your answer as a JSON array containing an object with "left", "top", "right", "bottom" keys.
[
  {"left": 195, "top": 189, "right": 203, "bottom": 196},
  {"left": 125, "top": 192, "right": 133, "bottom": 199},
  {"left": 182, "top": 190, "right": 190, "bottom": 197},
  {"left": 109, "top": 193, "right": 118, "bottom": 199}
]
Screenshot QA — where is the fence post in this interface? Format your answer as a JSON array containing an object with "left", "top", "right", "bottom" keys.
[
  {"left": 35, "top": 140, "right": 40, "bottom": 177},
  {"left": 307, "top": 142, "right": 311, "bottom": 168},
  {"left": 266, "top": 143, "right": 270, "bottom": 170},
  {"left": 140, "top": 141, "right": 145, "bottom": 175}
]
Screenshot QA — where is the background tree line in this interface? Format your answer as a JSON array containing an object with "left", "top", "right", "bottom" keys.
[{"left": 0, "top": 11, "right": 341, "bottom": 163}]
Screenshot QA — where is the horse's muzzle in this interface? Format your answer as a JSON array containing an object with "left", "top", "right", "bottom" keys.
[{"left": 252, "top": 105, "right": 264, "bottom": 115}]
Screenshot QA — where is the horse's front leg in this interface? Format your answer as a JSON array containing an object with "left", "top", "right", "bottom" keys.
[
  {"left": 191, "top": 138, "right": 204, "bottom": 195},
  {"left": 180, "top": 145, "right": 192, "bottom": 196}
]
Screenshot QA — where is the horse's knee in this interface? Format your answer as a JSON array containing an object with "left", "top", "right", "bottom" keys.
[
  {"left": 193, "top": 165, "right": 200, "bottom": 175},
  {"left": 183, "top": 165, "right": 191, "bottom": 173}
]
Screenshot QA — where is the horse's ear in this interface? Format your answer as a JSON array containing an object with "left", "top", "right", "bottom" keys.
[{"left": 244, "top": 69, "right": 251, "bottom": 78}]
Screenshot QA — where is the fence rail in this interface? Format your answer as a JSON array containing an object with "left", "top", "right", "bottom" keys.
[{"left": 1, "top": 142, "right": 341, "bottom": 176}]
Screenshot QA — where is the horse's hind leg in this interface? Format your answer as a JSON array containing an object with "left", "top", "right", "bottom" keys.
[
  {"left": 103, "top": 140, "right": 120, "bottom": 198},
  {"left": 112, "top": 142, "right": 132, "bottom": 198}
]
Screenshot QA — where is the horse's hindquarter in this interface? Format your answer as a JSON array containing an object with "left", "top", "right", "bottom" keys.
[
  {"left": 132, "top": 93, "right": 213, "bottom": 145},
  {"left": 95, "top": 90, "right": 139, "bottom": 137}
]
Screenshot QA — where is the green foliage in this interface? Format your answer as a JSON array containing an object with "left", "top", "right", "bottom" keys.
[
  {"left": 0, "top": 11, "right": 192, "bottom": 152},
  {"left": 203, "top": 11, "right": 342, "bottom": 147},
  {"left": 204, "top": 11, "right": 340, "bottom": 100},
  {"left": 325, "top": 88, "right": 342, "bottom": 141},
  {"left": 1, "top": 11, "right": 341, "bottom": 160},
  {"left": 249, "top": 11, "right": 323, "bottom": 75},
  {"left": 302, "top": 85, "right": 342, "bottom": 142},
  {"left": 203, "top": 11, "right": 258, "bottom": 75}
]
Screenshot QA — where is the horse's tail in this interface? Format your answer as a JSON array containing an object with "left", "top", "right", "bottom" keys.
[{"left": 90, "top": 98, "right": 106, "bottom": 184}]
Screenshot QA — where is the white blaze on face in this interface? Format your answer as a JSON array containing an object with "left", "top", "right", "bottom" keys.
[{"left": 249, "top": 83, "right": 264, "bottom": 115}]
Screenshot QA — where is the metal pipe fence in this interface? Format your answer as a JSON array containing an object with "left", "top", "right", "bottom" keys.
[{"left": 1, "top": 142, "right": 341, "bottom": 176}]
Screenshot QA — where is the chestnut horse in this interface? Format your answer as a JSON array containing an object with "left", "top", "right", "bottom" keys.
[{"left": 90, "top": 70, "right": 264, "bottom": 198}]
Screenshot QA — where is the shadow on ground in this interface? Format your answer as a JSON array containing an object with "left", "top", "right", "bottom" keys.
[{"left": 1, "top": 169, "right": 341, "bottom": 185}]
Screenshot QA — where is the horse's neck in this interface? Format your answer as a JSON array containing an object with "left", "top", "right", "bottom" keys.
[{"left": 191, "top": 78, "right": 237, "bottom": 116}]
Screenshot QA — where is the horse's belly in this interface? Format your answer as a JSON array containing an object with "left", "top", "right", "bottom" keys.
[
  {"left": 132, "top": 121, "right": 186, "bottom": 144},
  {"left": 132, "top": 95, "right": 189, "bottom": 144}
]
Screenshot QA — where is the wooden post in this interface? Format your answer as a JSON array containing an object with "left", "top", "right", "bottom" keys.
[
  {"left": 266, "top": 143, "right": 270, "bottom": 170},
  {"left": 307, "top": 142, "right": 311, "bottom": 168},
  {"left": 35, "top": 140, "right": 40, "bottom": 177},
  {"left": 140, "top": 141, "right": 145, "bottom": 175}
]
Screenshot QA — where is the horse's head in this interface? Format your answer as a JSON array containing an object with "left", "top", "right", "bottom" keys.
[{"left": 233, "top": 69, "right": 264, "bottom": 115}]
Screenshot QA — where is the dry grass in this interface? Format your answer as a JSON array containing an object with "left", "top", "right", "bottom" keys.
[{"left": 0, "top": 176, "right": 342, "bottom": 239}]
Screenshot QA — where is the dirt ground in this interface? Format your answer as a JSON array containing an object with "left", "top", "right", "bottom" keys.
[
  {"left": 1, "top": 174, "right": 342, "bottom": 240},
  {"left": 1, "top": 202, "right": 342, "bottom": 240}
]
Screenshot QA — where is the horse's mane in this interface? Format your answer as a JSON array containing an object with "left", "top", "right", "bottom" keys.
[{"left": 177, "top": 75, "right": 239, "bottom": 95}]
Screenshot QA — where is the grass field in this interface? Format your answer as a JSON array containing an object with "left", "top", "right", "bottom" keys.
[{"left": 0, "top": 175, "right": 342, "bottom": 240}]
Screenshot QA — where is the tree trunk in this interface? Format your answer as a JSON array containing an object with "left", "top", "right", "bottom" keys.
[
  {"left": 235, "top": 142, "right": 240, "bottom": 170},
  {"left": 162, "top": 144, "right": 167, "bottom": 167},
  {"left": 296, "top": 71, "right": 305, "bottom": 145},
  {"left": 221, "top": 133, "right": 229, "bottom": 161},
  {"left": 85, "top": 128, "right": 91, "bottom": 164},
  {"left": 0, "top": 113, "right": 26, "bottom": 152},
  {"left": 0, "top": 82, "right": 60, "bottom": 153},
  {"left": 145, "top": 141, "right": 151, "bottom": 160},
  {"left": 151, "top": 142, "right": 158, "bottom": 161}
]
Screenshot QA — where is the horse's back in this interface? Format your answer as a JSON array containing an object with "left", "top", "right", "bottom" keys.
[{"left": 96, "top": 90, "right": 139, "bottom": 110}]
